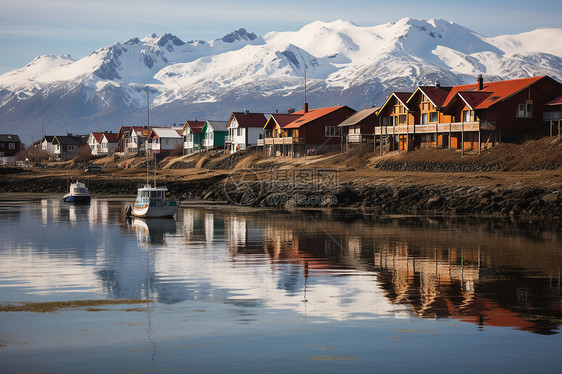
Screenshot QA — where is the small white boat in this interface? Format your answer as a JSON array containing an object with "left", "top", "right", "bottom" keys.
[
  {"left": 126, "top": 184, "right": 178, "bottom": 218},
  {"left": 63, "top": 181, "right": 91, "bottom": 204}
]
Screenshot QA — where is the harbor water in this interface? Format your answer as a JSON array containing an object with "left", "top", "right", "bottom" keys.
[{"left": 0, "top": 196, "right": 561, "bottom": 373}]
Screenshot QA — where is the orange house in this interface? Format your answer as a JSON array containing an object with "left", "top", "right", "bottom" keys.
[
  {"left": 375, "top": 92, "right": 414, "bottom": 153},
  {"left": 375, "top": 75, "right": 562, "bottom": 155}
]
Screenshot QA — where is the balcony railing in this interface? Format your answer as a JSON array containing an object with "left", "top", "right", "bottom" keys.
[
  {"left": 374, "top": 121, "right": 495, "bottom": 135},
  {"left": 543, "top": 111, "right": 562, "bottom": 121},
  {"left": 262, "top": 137, "right": 305, "bottom": 145}
]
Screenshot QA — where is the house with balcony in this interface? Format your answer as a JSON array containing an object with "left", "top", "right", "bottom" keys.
[
  {"left": 337, "top": 107, "right": 379, "bottom": 152},
  {"left": 0, "top": 134, "right": 21, "bottom": 165},
  {"left": 182, "top": 120, "right": 206, "bottom": 154},
  {"left": 273, "top": 105, "right": 356, "bottom": 157},
  {"left": 148, "top": 128, "right": 183, "bottom": 154},
  {"left": 375, "top": 92, "right": 414, "bottom": 153},
  {"left": 544, "top": 95, "right": 562, "bottom": 138},
  {"left": 116, "top": 126, "right": 150, "bottom": 154},
  {"left": 375, "top": 75, "right": 562, "bottom": 155},
  {"left": 202, "top": 120, "right": 228, "bottom": 150},
  {"left": 226, "top": 111, "right": 267, "bottom": 154},
  {"left": 260, "top": 113, "right": 303, "bottom": 157}
]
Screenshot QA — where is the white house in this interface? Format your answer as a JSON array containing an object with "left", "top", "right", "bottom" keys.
[
  {"left": 100, "top": 132, "right": 119, "bottom": 156},
  {"left": 182, "top": 120, "right": 206, "bottom": 154},
  {"left": 87, "top": 132, "right": 104, "bottom": 156},
  {"left": 226, "top": 111, "right": 266, "bottom": 154},
  {"left": 41, "top": 136, "right": 56, "bottom": 157},
  {"left": 149, "top": 128, "right": 183, "bottom": 154}
]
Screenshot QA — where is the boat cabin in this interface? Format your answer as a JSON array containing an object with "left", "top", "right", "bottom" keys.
[{"left": 136, "top": 186, "right": 169, "bottom": 203}]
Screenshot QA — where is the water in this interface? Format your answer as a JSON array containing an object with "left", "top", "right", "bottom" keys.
[{"left": 0, "top": 196, "right": 560, "bottom": 373}]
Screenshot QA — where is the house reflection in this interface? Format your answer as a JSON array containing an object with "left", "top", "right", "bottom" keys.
[{"left": 178, "top": 210, "right": 561, "bottom": 334}]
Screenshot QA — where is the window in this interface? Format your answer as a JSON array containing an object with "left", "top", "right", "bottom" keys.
[
  {"left": 325, "top": 126, "right": 341, "bottom": 137},
  {"left": 429, "top": 112, "right": 438, "bottom": 123},
  {"left": 381, "top": 117, "right": 392, "bottom": 126},
  {"left": 421, "top": 113, "right": 428, "bottom": 124},
  {"left": 393, "top": 116, "right": 398, "bottom": 126},
  {"left": 9, "top": 143, "right": 15, "bottom": 150},
  {"left": 398, "top": 115, "right": 407, "bottom": 125},
  {"left": 463, "top": 110, "right": 473, "bottom": 122},
  {"left": 516, "top": 103, "right": 533, "bottom": 118}
]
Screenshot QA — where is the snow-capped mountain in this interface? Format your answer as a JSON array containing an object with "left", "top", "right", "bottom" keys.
[{"left": 1, "top": 18, "right": 561, "bottom": 143}]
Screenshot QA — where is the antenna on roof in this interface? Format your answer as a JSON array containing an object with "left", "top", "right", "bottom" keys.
[{"left": 303, "top": 64, "right": 309, "bottom": 113}]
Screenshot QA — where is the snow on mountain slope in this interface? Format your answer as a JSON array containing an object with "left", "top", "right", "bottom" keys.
[{"left": 1, "top": 19, "right": 561, "bottom": 143}]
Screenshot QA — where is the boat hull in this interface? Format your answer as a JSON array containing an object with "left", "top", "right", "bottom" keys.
[
  {"left": 129, "top": 202, "right": 178, "bottom": 218},
  {"left": 63, "top": 194, "right": 91, "bottom": 204}
]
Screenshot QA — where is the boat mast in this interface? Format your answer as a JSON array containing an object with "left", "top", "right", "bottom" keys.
[{"left": 146, "top": 87, "right": 149, "bottom": 187}]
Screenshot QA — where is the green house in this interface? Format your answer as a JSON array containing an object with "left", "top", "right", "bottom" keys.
[{"left": 202, "top": 120, "right": 228, "bottom": 150}]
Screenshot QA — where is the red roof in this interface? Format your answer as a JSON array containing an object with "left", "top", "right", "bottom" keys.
[
  {"left": 409, "top": 86, "right": 453, "bottom": 107},
  {"left": 230, "top": 112, "right": 267, "bottom": 128},
  {"left": 285, "top": 106, "right": 351, "bottom": 129},
  {"left": 545, "top": 95, "right": 562, "bottom": 106},
  {"left": 265, "top": 113, "right": 303, "bottom": 129},
  {"left": 443, "top": 76, "right": 546, "bottom": 110},
  {"left": 90, "top": 132, "right": 104, "bottom": 142},
  {"left": 102, "top": 133, "right": 119, "bottom": 143},
  {"left": 185, "top": 120, "right": 206, "bottom": 134},
  {"left": 378, "top": 92, "right": 414, "bottom": 114}
]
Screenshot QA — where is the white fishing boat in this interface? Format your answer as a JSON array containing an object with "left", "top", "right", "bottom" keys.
[
  {"left": 63, "top": 181, "right": 91, "bottom": 204},
  {"left": 126, "top": 184, "right": 178, "bottom": 218},
  {"left": 125, "top": 87, "right": 178, "bottom": 218}
]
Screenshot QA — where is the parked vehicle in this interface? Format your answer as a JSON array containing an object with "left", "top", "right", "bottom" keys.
[{"left": 84, "top": 164, "right": 102, "bottom": 174}]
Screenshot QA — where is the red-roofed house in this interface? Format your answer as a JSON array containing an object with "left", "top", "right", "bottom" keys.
[
  {"left": 182, "top": 120, "right": 206, "bottom": 154},
  {"left": 87, "top": 132, "right": 105, "bottom": 156},
  {"left": 375, "top": 92, "right": 414, "bottom": 154},
  {"left": 260, "top": 113, "right": 303, "bottom": 157},
  {"left": 276, "top": 105, "right": 356, "bottom": 157},
  {"left": 375, "top": 75, "right": 562, "bottom": 154},
  {"left": 117, "top": 126, "right": 151, "bottom": 154},
  {"left": 100, "top": 132, "right": 119, "bottom": 156},
  {"left": 226, "top": 111, "right": 267, "bottom": 153}
]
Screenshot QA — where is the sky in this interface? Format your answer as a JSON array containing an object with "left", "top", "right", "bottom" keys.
[{"left": 0, "top": 0, "right": 561, "bottom": 75}]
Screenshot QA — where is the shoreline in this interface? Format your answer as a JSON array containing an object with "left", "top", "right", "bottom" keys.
[{"left": 1, "top": 168, "right": 560, "bottom": 223}]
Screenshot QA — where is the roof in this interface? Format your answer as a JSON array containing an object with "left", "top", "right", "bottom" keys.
[
  {"left": 229, "top": 112, "right": 267, "bottom": 128},
  {"left": 264, "top": 113, "right": 303, "bottom": 130},
  {"left": 545, "top": 95, "right": 562, "bottom": 106},
  {"left": 407, "top": 86, "right": 453, "bottom": 108},
  {"left": 102, "top": 132, "right": 119, "bottom": 143},
  {"left": 42, "top": 136, "right": 55, "bottom": 142},
  {"left": 90, "top": 132, "right": 105, "bottom": 143},
  {"left": 205, "top": 120, "right": 229, "bottom": 132},
  {"left": 0, "top": 134, "right": 21, "bottom": 142},
  {"left": 443, "top": 76, "right": 546, "bottom": 110},
  {"left": 53, "top": 135, "right": 87, "bottom": 145},
  {"left": 284, "top": 106, "right": 354, "bottom": 129},
  {"left": 378, "top": 92, "right": 414, "bottom": 114},
  {"left": 338, "top": 107, "right": 379, "bottom": 127},
  {"left": 150, "top": 128, "right": 182, "bottom": 139},
  {"left": 184, "top": 120, "right": 206, "bottom": 134}
]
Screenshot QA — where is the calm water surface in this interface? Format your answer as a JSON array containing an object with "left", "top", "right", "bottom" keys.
[{"left": 0, "top": 196, "right": 561, "bottom": 373}]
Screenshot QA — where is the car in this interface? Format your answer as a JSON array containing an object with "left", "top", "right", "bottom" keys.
[{"left": 84, "top": 164, "right": 102, "bottom": 174}]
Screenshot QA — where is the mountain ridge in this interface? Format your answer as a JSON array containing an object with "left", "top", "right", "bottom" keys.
[{"left": 1, "top": 18, "right": 561, "bottom": 143}]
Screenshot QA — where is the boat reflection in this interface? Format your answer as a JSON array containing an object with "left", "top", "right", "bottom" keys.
[{"left": 128, "top": 217, "right": 177, "bottom": 244}]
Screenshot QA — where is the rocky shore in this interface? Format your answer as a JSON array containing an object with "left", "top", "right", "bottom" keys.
[{"left": 1, "top": 168, "right": 560, "bottom": 221}]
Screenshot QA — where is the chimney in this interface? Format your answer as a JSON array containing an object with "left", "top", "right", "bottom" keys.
[
  {"left": 288, "top": 108, "right": 295, "bottom": 114},
  {"left": 477, "top": 74, "right": 484, "bottom": 90},
  {"left": 303, "top": 102, "right": 309, "bottom": 113},
  {"left": 435, "top": 80, "right": 440, "bottom": 89},
  {"left": 244, "top": 109, "right": 249, "bottom": 115}
]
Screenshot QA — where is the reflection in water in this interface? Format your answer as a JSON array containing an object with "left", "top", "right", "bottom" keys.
[
  {"left": 0, "top": 198, "right": 560, "bottom": 336},
  {"left": 128, "top": 217, "right": 177, "bottom": 244}
]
